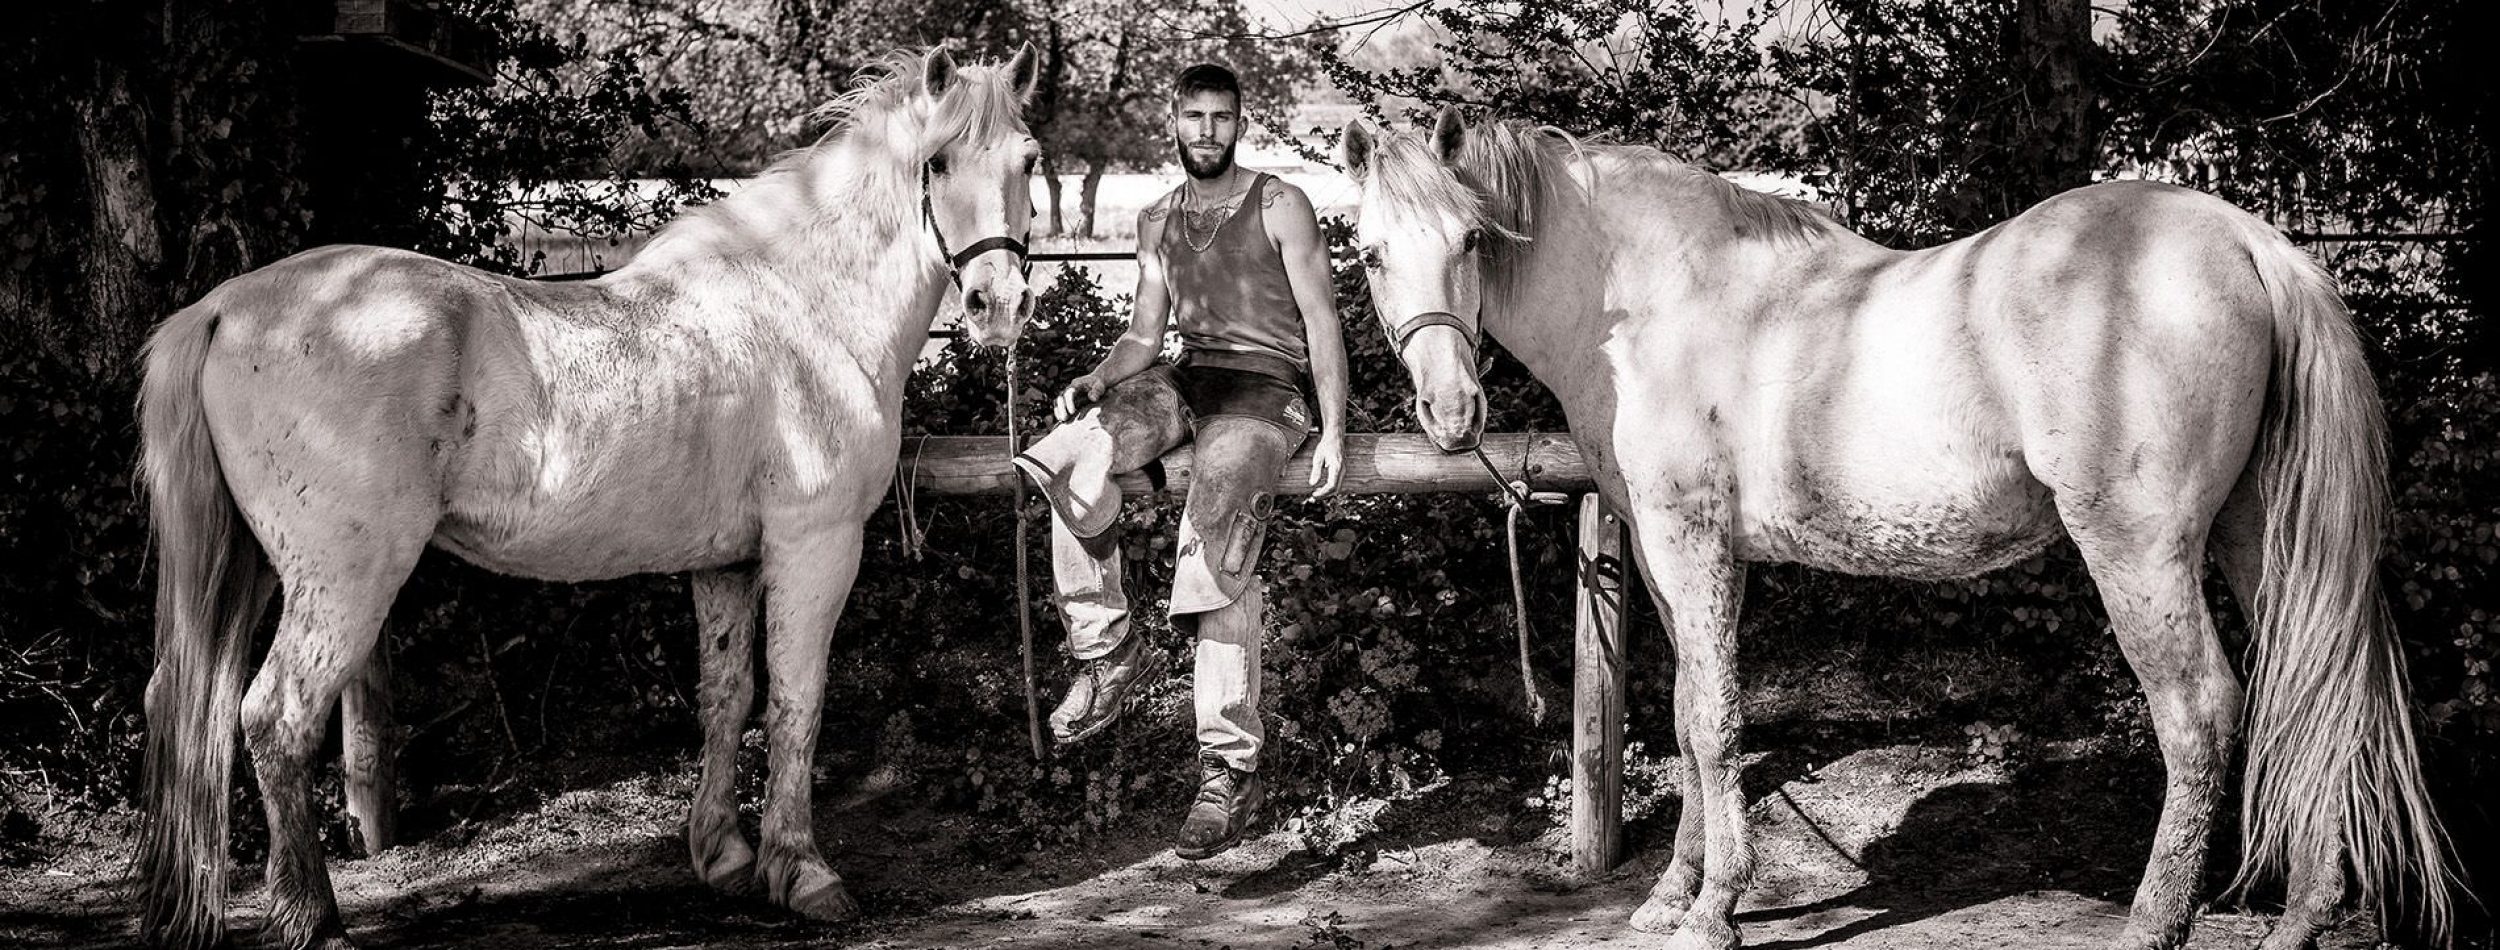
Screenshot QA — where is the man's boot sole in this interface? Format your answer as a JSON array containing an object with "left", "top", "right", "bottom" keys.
[{"left": 1173, "top": 780, "right": 1263, "bottom": 861}]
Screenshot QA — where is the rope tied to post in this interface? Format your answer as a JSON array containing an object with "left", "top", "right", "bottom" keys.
[
  {"left": 1008, "top": 355, "right": 1045, "bottom": 760},
  {"left": 891, "top": 435, "right": 931, "bottom": 561},
  {"left": 1471, "top": 438, "right": 1568, "bottom": 726}
]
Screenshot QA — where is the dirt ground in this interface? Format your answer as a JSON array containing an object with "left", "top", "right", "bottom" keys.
[{"left": 1, "top": 741, "right": 2381, "bottom": 950}]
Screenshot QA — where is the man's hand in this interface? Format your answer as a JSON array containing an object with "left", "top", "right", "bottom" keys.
[
  {"left": 1307, "top": 430, "right": 1345, "bottom": 497},
  {"left": 1055, "top": 374, "right": 1107, "bottom": 422}
]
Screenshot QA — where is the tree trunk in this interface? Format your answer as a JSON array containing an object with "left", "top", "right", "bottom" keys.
[
  {"left": 1076, "top": 158, "right": 1106, "bottom": 241},
  {"left": 2008, "top": 0, "right": 2095, "bottom": 214},
  {"left": 71, "top": 60, "right": 165, "bottom": 365},
  {"left": 1041, "top": 153, "right": 1066, "bottom": 237}
]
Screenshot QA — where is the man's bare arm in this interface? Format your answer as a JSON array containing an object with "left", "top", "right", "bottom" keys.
[
  {"left": 1058, "top": 201, "right": 1175, "bottom": 419},
  {"left": 1266, "top": 181, "right": 1350, "bottom": 494},
  {"left": 1095, "top": 200, "right": 1177, "bottom": 384}
]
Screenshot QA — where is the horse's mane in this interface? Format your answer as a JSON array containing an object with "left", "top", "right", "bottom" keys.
[
  {"left": 801, "top": 48, "right": 1027, "bottom": 161},
  {"left": 1675, "top": 163, "right": 1838, "bottom": 244},
  {"left": 1447, "top": 118, "right": 1837, "bottom": 243},
  {"left": 1366, "top": 117, "right": 1838, "bottom": 303},
  {"left": 631, "top": 48, "right": 1026, "bottom": 270}
]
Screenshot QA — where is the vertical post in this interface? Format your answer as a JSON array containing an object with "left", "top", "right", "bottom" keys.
[{"left": 1571, "top": 493, "right": 1628, "bottom": 880}]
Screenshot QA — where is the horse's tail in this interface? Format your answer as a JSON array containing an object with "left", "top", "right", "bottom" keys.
[
  {"left": 134, "top": 298, "right": 271, "bottom": 950},
  {"left": 2231, "top": 223, "right": 2458, "bottom": 942}
]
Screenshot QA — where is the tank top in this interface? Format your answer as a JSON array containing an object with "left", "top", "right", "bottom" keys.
[{"left": 1160, "top": 173, "right": 1309, "bottom": 377}]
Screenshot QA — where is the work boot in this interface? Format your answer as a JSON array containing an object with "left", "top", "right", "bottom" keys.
[
  {"left": 1174, "top": 750, "right": 1263, "bottom": 860},
  {"left": 1049, "top": 633, "right": 1164, "bottom": 745}
]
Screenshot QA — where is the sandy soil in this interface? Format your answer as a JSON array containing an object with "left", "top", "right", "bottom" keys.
[{"left": 0, "top": 740, "right": 2380, "bottom": 950}]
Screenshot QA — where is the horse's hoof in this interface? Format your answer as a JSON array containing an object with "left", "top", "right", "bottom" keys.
[
  {"left": 787, "top": 876, "right": 861, "bottom": 921},
  {"left": 2111, "top": 918, "right": 2192, "bottom": 950},
  {"left": 1630, "top": 895, "right": 1689, "bottom": 934},
  {"left": 770, "top": 861, "right": 860, "bottom": 921},
  {"left": 1660, "top": 918, "right": 1740, "bottom": 950},
  {"left": 2253, "top": 918, "right": 2320, "bottom": 950},
  {"left": 695, "top": 838, "right": 757, "bottom": 895}
]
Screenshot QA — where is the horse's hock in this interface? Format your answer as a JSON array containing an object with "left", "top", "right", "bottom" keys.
[{"left": 904, "top": 431, "right": 1637, "bottom": 879}]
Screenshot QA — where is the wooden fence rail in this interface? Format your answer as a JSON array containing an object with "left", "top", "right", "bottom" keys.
[
  {"left": 898, "top": 432, "right": 1592, "bottom": 496},
  {"left": 903, "top": 431, "right": 1634, "bottom": 880}
]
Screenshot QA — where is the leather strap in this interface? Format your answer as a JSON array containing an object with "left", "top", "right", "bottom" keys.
[
  {"left": 1381, "top": 310, "right": 1482, "bottom": 376},
  {"left": 921, "top": 163, "right": 1031, "bottom": 289}
]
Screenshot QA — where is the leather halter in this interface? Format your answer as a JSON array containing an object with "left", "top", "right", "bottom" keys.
[
  {"left": 921, "top": 162, "right": 1031, "bottom": 288},
  {"left": 1380, "top": 309, "right": 1483, "bottom": 375}
]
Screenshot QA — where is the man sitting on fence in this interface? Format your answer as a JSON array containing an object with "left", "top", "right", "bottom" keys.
[{"left": 1013, "top": 62, "right": 1349, "bottom": 859}]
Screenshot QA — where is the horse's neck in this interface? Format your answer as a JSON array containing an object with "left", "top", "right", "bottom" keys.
[
  {"left": 1481, "top": 175, "right": 1618, "bottom": 387},
  {"left": 1484, "top": 163, "right": 1848, "bottom": 388},
  {"left": 614, "top": 147, "right": 945, "bottom": 399}
]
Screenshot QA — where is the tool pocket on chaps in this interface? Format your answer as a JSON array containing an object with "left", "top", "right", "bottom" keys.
[{"left": 1219, "top": 491, "right": 1275, "bottom": 576}]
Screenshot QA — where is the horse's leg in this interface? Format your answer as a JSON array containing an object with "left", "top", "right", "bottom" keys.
[
  {"left": 2209, "top": 480, "right": 2344, "bottom": 950},
  {"left": 688, "top": 566, "right": 761, "bottom": 895},
  {"left": 755, "top": 519, "right": 866, "bottom": 921},
  {"left": 1634, "top": 672, "right": 1712, "bottom": 933},
  {"left": 1629, "top": 542, "right": 1708, "bottom": 934},
  {"left": 2068, "top": 513, "right": 2243, "bottom": 950},
  {"left": 245, "top": 544, "right": 427, "bottom": 950},
  {"left": 338, "top": 626, "right": 397, "bottom": 855},
  {"left": 1622, "top": 508, "right": 1749, "bottom": 950}
]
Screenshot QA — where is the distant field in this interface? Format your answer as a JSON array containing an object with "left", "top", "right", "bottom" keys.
[
  {"left": 504, "top": 149, "right": 1361, "bottom": 285},
  {"left": 503, "top": 159, "right": 1806, "bottom": 295}
]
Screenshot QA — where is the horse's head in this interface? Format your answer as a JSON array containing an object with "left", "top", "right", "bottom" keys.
[
  {"left": 1343, "top": 108, "right": 1501, "bottom": 452},
  {"left": 914, "top": 44, "right": 1043, "bottom": 347}
]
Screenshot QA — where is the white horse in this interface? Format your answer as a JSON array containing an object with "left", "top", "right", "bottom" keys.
[
  {"left": 133, "top": 46, "right": 1042, "bottom": 950},
  {"left": 1341, "top": 111, "right": 2456, "bottom": 950}
]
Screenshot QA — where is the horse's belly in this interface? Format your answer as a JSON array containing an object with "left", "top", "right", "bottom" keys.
[
  {"left": 434, "top": 500, "right": 761, "bottom": 582},
  {"left": 1736, "top": 463, "right": 2063, "bottom": 580},
  {"left": 432, "top": 421, "right": 764, "bottom": 581}
]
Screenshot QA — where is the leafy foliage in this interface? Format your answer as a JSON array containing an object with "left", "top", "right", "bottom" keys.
[
  {"left": 2, "top": 5, "right": 2491, "bottom": 941},
  {"left": 512, "top": 0, "right": 1029, "bottom": 176},
  {"left": 1312, "top": 0, "right": 1790, "bottom": 170}
]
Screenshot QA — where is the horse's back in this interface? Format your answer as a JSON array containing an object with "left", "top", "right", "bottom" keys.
[
  {"left": 1724, "top": 181, "right": 2281, "bottom": 576},
  {"left": 1954, "top": 181, "right": 2278, "bottom": 520}
]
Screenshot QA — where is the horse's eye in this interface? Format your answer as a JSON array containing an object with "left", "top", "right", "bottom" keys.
[
  {"left": 1360, "top": 246, "right": 1383, "bottom": 270},
  {"left": 928, "top": 155, "right": 950, "bottom": 176},
  {"left": 1023, "top": 155, "right": 1040, "bottom": 175},
  {"left": 1462, "top": 229, "right": 1482, "bottom": 253}
]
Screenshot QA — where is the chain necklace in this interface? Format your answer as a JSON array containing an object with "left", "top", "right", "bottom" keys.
[{"left": 1180, "top": 172, "right": 1251, "bottom": 253}]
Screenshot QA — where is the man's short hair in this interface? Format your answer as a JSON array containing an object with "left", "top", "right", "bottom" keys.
[{"left": 1173, "top": 63, "right": 1242, "bottom": 106}]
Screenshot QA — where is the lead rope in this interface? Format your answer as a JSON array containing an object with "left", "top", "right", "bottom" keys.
[
  {"left": 1472, "top": 440, "right": 1563, "bottom": 725},
  {"left": 892, "top": 436, "right": 929, "bottom": 561},
  {"left": 1009, "top": 354, "right": 1045, "bottom": 760}
]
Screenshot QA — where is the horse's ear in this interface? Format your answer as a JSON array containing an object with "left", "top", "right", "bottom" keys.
[
  {"left": 1433, "top": 106, "right": 1466, "bottom": 161},
  {"left": 1341, "top": 121, "right": 1374, "bottom": 180},
  {"left": 922, "top": 46, "right": 959, "bottom": 99},
  {"left": 1005, "top": 42, "right": 1041, "bottom": 103}
]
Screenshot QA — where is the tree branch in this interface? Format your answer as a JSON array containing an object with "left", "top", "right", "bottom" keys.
[{"left": 1153, "top": 0, "right": 1437, "bottom": 42}]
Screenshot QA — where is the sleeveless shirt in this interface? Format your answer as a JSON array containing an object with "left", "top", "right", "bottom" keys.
[{"left": 1160, "top": 173, "right": 1309, "bottom": 376}]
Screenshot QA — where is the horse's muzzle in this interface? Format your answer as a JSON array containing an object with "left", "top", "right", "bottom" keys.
[
  {"left": 960, "top": 279, "right": 1033, "bottom": 348},
  {"left": 1417, "top": 390, "right": 1486, "bottom": 453}
]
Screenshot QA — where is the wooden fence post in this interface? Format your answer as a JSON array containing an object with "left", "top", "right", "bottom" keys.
[{"left": 1571, "top": 492, "right": 1628, "bottom": 880}]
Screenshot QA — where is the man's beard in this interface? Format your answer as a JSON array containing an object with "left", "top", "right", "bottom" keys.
[{"left": 1177, "top": 138, "right": 1235, "bottom": 180}]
